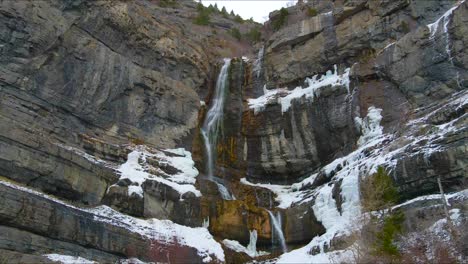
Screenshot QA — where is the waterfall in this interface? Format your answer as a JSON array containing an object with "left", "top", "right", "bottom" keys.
[
  {"left": 214, "top": 180, "right": 235, "bottom": 200},
  {"left": 247, "top": 230, "right": 258, "bottom": 257},
  {"left": 427, "top": 1, "right": 465, "bottom": 87},
  {"left": 267, "top": 210, "right": 288, "bottom": 253},
  {"left": 253, "top": 45, "right": 264, "bottom": 78},
  {"left": 201, "top": 59, "right": 235, "bottom": 200}
]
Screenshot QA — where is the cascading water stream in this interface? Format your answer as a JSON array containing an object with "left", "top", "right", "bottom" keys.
[
  {"left": 201, "top": 58, "right": 235, "bottom": 200},
  {"left": 427, "top": 0, "right": 465, "bottom": 87},
  {"left": 267, "top": 210, "right": 288, "bottom": 253},
  {"left": 247, "top": 230, "right": 258, "bottom": 257}
]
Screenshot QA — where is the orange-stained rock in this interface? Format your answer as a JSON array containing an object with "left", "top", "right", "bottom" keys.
[{"left": 205, "top": 198, "right": 272, "bottom": 245}]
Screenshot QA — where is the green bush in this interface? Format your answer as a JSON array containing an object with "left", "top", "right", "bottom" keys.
[
  {"left": 206, "top": 4, "right": 217, "bottom": 14},
  {"left": 234, "top": 14, "right": 244, "bottom": 23},
  {"left": 361, "top": 166, "right": 400, "bottom": 212},
  {"left": 361, "top": 167, "right": 404, "bottom": 257},
  {"left": 307, "top": 7, "right": 318, "bottom": 17},
  {"left": 157, "top": 0, "right": 178, "bottom": 8},
  {"left": 196, "top": 2, "right": 204, "bottom": 12},
  {"left": 272, "top": 8, "right": 289, "bottom": 31},
  {"left": 221, "top": 7, "right": 228, "bottom": 18},
  {"left": 230, "top": 27, "right": 241, "bottom": 41},
  {"left": 374, "top": 210, "right": 405, "bottom": 256},
  {"left": 194, "top": 4, "right": 211, "bottom": 26}
]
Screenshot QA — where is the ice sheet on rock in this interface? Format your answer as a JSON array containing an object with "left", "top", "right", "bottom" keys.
[
  {"left": 356, "top": 106, "right": 383, "bottom": 146},
  {"left": 248, "top": 65, "right": 351, "bottom": 114},
  {"left": 116, "top": 146, "right": 201, "bottom": 198},
  {"left": 247, "top": 88, "right": 287, "bottom": 114},
  {"left": 44, "top": 254, "right": 96, "bottom": 264},
  {"left": 222, "top": 239, "right": 268, "bottom": 258},
  {"left": 280, "top": 65, "right": 350, "bottom": 113}
]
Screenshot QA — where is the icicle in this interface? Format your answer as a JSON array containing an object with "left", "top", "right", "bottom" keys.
[
  {"left": 202, "top": 217, "right": 210, "bottom": 228},
  {"left": 247, "top": 230, "right": 258, "bottom": 256}
]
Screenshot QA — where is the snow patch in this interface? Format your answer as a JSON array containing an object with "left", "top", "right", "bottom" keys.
[
  {"left": 449, "top": 208, "right": 462, "bottom": 225},
  {"left": 0, "top": 180, "right": 224, "bottom": 263},
  {"left": 118, "top": 258, "right": 147, "bottom": 264},
  {"left": 88, "top": 206, "right": 224, "bottom": 263},
  {"left": 276, "top": 247, "right": 353, "bottom": 264},
  {"left": 248, "top": 65, "right": 351, "bottom": 114},
  {"left": 116, "top": 147, "right": 201, "bottom": 198},
  {"left": 240, "top": 178, "right": 305, "bottom": 209},
  {"left": 393, "top": 189, "right": 468, "bottom": 210},
  {"left": 44, "top": 254, "right": 96, "bottom": 264}
]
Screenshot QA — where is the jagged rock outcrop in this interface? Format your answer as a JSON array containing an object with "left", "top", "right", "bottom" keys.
[{"left": 0, "top": 181, "right": 224, "bottom": 263}]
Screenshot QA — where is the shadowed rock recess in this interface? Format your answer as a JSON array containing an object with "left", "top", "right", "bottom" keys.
[{"left": 0, "top": 0, "right": 467, "bottom": 263}]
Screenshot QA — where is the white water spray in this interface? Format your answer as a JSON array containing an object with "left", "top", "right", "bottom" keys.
[{"left": 267, "top": 210, "right": 288, "bottom": 253}]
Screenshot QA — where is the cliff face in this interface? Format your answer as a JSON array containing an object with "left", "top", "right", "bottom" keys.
[{"left": 0, "top": 0, "right": 466, "bottom": 263}]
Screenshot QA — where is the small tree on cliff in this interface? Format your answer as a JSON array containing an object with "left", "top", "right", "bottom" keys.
[
  {"left": 194, "top": 4, "right": 211, "bottom": 25},
  {"left": 361, "top": 166, "right": 399, "bottom": 213},
  {"left": 272, "top": 8, "right": 289, "bottom": 31},
  {"left": 350, "top": 166, "right": 404, "bottom": 262}
]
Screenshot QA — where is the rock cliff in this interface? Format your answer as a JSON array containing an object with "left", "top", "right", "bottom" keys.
[{"left": 0, "top": 0, "right": 466, "bottom": 263}]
